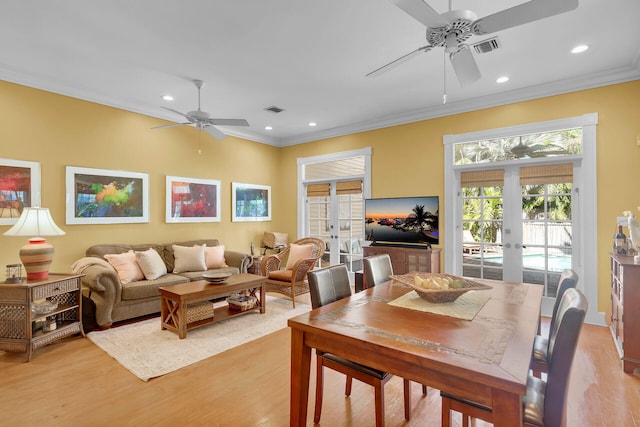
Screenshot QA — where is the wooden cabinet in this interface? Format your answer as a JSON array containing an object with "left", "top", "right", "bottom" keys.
[
  {"left": 363, "top": 245, "right": 440, "bottom": 275},
  {"left": 610, "top": 254, "right": 640, "bottom": 373},
  {"left": 0, "top": 273, "right": 83, "bottom": 361}
]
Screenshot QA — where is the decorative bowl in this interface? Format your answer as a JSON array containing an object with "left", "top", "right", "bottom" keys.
[
  {"left": 31, "top": 299, "right": 58, "bottom": 315},
  {"left": 202, "top": 272, "right": 232, "bottom": 283},
  {"left": 390, "top": 272, "right": 492, "bottom": 303}
]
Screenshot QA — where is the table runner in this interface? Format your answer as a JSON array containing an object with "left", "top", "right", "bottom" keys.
[{"left": 388, "top": 289, "right": 491, "bottom": 320}]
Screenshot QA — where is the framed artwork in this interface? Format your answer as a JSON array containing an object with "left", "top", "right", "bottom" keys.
[
  {"left": 232, "top": 182, "right": 271, "bottom": 222},
  {"left": 0, "top": 158, "right": 41, "bottom": 225},
  {"left": 166, "top": 176, "right": 221, "bottom": 223},
  {"left": 65, "top": 166, "right": 149, "bottom": 224}
]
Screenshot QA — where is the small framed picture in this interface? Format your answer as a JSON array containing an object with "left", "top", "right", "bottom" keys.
[
  {"left": 232, "top": 182, "right": 271, "bottom": 222},
  {"left": 0, "top": 158, "right": 41, "bottom": 225},
  {"left": 65, "top": 166, "right": 149, "bottom": 224},
  {"left": 166, "top": 176, "right": 221, "bottom": 223}
]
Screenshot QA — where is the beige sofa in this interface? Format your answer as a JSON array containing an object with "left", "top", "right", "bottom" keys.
[{"left": 73, "top": 239, "right": 251, "bottom": 328}]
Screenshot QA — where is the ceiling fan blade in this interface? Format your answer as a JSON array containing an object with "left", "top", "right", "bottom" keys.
[
  {"left": 161, "top": 106, "right": 190, "bottom": 119},
  {"left": 204, "top": 125, "right": 227, "bottom": 140},
  {"left": 208, "top": 118, "right": 249, "bottom": 127},
  {"left": 449, "top": 45, "right": 481, "bottom": 87},
  {"left": 151, "top": 122, "right": 190, "bottom": 130},
  {"left": 472, "top": 0, "right": 579, "bottom": 35},
  {"left": 389, "top": 0, "right": 449, "bottom": 28},
  {"left": 366, "top": 45, "right": 432, "bottom": 77}
]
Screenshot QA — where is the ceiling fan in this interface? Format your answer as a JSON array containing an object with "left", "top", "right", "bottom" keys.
[
  {"left": 367, "top": 0, "right": 579, "bottom": 86},
  {"left": 152, "top": 79, "right": 249, "bottom": 140}
]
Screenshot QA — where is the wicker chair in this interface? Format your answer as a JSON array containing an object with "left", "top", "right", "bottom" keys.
[{"left": 261, "top": 237, "right": 326, "bottom": 307}]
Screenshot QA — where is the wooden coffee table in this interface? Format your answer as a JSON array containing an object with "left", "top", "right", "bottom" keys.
[{"left": 159, "top": 273, "right": 265, "bottom": 339}]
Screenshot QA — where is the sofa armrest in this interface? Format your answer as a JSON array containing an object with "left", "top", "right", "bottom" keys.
[
  {"left": 224, "top": 250, "right": 252, "bottom": 273},
  {"left": 79, "top": 265, "right": 121, "bottom": 327}
]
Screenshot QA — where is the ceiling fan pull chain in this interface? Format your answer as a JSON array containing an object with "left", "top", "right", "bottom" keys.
[{"left": 443, "top": 49, "right": 447, "bottom": 104}]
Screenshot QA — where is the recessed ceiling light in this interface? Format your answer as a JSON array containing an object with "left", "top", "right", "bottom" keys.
[
  {"left": 162, "top": 95, "right": 174, "bottom": 101},
  {"left": 571, "top": 45, "right": 589, "bottom": 54},
  {"left": 496, "top": 76, "right": 509, "bottom": 83},
  {"left": 308, "top": 122, "right": 317, "bottom": 127},
  {"left": 265, "top": 126, "right": 273, "bottom": 130}
]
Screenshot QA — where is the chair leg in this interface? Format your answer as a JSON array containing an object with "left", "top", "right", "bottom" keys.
[
  {"left": 345, "top": 375, "right": 353, "bottom": 396},
  {"left": 422, "top": 384, "right": 428, "bottom": 395},
  {"left": 403, "top": 379, "right": 411, "bottom": 420},
  {"left": 290, "top": 284, "right": 296, "bottom": 308},
  {"left": 314, "top": 356, "right": 324, "bottom": 423},
  {"left": 374, "top": 383, "right": 385, "bottom": 427}
]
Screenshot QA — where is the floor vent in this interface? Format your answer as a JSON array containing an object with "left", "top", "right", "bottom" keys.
[
  {"left": 473, "top": 37, "right": 501, "bottom": 54},
  {"left": 264, "top": 105, "right": 285, "bottom": 113}
]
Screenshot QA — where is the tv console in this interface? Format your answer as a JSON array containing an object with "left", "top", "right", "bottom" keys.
[{"left": 362, "top": 245, "right": 441, "bottom": 275}]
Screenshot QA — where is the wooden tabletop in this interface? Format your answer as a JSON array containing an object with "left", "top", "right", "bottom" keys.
[{"left": 288, "top": 278, "right": 543, "bottom": 427}]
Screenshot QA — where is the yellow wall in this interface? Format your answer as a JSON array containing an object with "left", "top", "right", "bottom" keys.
[
  {"left": 0, "top": 80, "right": 281, "bottom": 272},
  {"left": 1, "top": 79, "right": 639, "bottom": 313},
  {"left": 279, "top": 80, "right": 640, "bottom": 313}
]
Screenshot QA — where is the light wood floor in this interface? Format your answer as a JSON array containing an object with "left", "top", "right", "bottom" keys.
[{"left": 1, "top": 295, "right": 639, "bottom": 427}]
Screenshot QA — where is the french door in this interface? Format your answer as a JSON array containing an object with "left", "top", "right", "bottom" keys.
[{"left": 460, "top": 163, "right": 574, "bottom": 302}]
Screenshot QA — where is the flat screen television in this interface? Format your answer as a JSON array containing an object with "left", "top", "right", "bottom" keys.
[{"left": 365, "top": 196, "right": 439, "bottom": 247}]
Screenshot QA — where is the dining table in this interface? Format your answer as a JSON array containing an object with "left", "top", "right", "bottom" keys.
[{"left": 288, "top": 276, "right": 543, "bottom": 427}]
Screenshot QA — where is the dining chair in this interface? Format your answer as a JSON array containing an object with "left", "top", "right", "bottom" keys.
[
  {"left": 364, "top": 254, "right": 429, "bottom": 397},
  {"left": 308, "top": 264, "right": 420, "bottom": 426},
  {"left": 260, "top": 237, "right": 325, "bottom": 308},
  {"left": 441, "top": 287, "right": 587, "bottom": 427},
  {"left": 363, "top": 254, "right": 394, "bottom": 287},
  {"left": 532, "top": 269, "right": 579, "bottom": 377}
]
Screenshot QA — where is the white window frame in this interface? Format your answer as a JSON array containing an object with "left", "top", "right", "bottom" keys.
[{"left": 443, "top": 113, "right": 602, "bottom": 326}]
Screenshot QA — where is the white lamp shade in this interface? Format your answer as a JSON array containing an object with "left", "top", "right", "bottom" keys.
[{"left": 3, "top": 207, "right": 65, "bottom": 237}]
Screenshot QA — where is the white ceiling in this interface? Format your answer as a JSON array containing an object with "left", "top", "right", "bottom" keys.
[{"left": 1, "top": 0, "right": 639, "bottom": 147}]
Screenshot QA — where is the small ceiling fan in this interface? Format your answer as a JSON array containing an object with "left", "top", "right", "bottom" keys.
[
  {"left": 152, "top": 79, "right": 249, "bottom": 140},
  {"left": 367, "top": 0, "right": 579, "bottom": 86}
]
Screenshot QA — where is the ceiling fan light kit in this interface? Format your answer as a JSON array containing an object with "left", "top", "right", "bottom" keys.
[
  {"left": 151, "top": 79, "right": 249, "bottom": 140},
  {"left": 370, "top": 0, "right": 580, "bottom": 87}
]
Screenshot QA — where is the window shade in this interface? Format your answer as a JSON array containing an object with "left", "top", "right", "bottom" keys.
[
  {"left": 460, "top": 169, "right": 504, "bottom": 188},
  {"left": 520, "top": 163, "right": 573, "bottom": 185},
  {"left": 335, "top": 180, "right": 362, "bottom": 195},
  {"left": 306, "top": 183, "right": 330, "bottom": 197}
]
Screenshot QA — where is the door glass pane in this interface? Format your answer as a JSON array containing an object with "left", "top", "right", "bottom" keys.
[
  {"left": 522, "top": 182, "right": 573, "bottom": 298},
  {"left": 306, "top": 194, "right": 330, "bottom": 267},
  {"left": 338, "top": 193, "right": 364, "bottom": 272},
  {"left": 462, "top": 185, "right": 504, "bottom": 280}
]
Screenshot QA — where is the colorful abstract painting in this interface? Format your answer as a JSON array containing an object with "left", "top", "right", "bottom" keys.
[
  {"left": 166, "top": 176, "right": 221, "bottom": 223},
  {"left": 66, "top": 166, "right": 149, "bottom": 224},
  {"left": 232, "top": 182, "right": 271, "bottom": 222},
  {"left": 0, "top": 158, "right": 40, "bottom": 225}
]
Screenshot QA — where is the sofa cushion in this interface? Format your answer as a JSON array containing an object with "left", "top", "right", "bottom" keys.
[
  {"left": 135, "top": 248, "right": 168, "bottom": 280},
  {"left": 204, "top": 244, "right": 228, "bottom": 269},
  {"left": 173, "top": 244, "right": 207, "bottom": 273},
  {"left": 120, "top": 274, "right": 189, "bottom": 300},
  {"left": 104, "top": 250, "right": 144, "bottom": 284},
  {"left": 285, "top": 244, "right": 314, "bottom": 270},
  {"left": 164, "top": 239, "right": 221, "bottom": 272}
]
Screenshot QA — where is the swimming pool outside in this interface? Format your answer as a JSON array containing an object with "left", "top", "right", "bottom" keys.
[{"left": 471, "top": 253, "right": 572, "bottom": 272}]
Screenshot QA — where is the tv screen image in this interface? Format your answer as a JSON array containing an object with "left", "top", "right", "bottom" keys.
[{"left": 365, "top": 196, "right": 439, "bottom": 246}]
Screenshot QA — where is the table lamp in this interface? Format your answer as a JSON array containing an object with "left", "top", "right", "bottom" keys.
[{"left": 3, "top": 207, "right": 65, "bottom": 280}]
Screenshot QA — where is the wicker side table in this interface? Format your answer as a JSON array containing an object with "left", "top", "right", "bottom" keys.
[
  {"left": 247, "top": 256, "right": 264, "bottom": 275},
  {"left": 0, "top": 273, "right": 84, "bottom": 361}
]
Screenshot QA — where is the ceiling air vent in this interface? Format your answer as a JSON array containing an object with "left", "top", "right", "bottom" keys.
[
  {"left": 264, "top": 105, "right": 285, "bottom": 113},
  {"left": 473, "top": 37, "right": 501, "bottom": 54}
]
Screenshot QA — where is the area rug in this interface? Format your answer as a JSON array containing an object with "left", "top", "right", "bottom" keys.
[{"left": 86, "top": 296, "right": 310, "bottom": 381}]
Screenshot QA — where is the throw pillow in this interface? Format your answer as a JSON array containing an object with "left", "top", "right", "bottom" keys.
[
  {"left": 173, "top": 244, "right": 207, "bottom": 273},
  {"left": 135, "top": 248, "right": 167, "bottom": 280},
  {"left": 202, "top": 244, "right": 228, "bottom": 269},
  {"left": 285, "top": 243, "right": 314, "bottom": 270},
  {"left": 104, "top": 250, "right": 145, "bottom": 284}
]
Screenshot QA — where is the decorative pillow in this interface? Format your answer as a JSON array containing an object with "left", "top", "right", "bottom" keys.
[
  {"left": 285, "top": 244, "right": 314, "bottom": 270},
  {"left": 104, "top": 250, "right": 145, "bottom": 284},
  {"left": 173, "top": 244, "right": 207, "bottom": 273},
  {"left": 202, "top": 244, "right": 228, "bottom": 269},
  {"left": 135, "top": 248, "right": 167, "bottom": 280}
]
